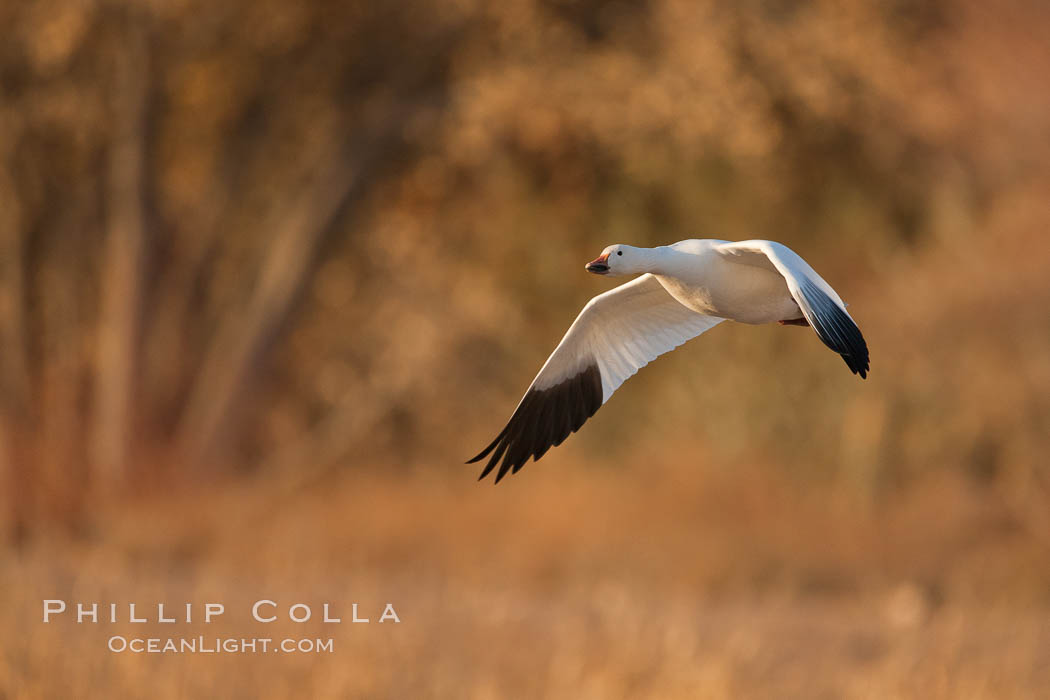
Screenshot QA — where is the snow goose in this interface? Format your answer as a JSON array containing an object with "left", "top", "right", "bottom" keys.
[{"left": 469, "top": 239, "right": 869, "bottom": 482}]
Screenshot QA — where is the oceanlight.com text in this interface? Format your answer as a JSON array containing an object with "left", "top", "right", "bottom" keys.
[{"left": 107, "top": 636, "right": 335, "bottom": 654}]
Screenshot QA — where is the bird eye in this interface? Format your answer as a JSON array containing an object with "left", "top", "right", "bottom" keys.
[{"left": 617, "top": 251, "right": 623, "bottom": 256}]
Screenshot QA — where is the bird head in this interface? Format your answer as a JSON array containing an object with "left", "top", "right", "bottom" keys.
[{"left": 586, "top": 244, "right": 637, "bottom": 276}]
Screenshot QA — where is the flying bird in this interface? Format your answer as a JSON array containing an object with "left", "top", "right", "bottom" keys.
[{"left": 469, "top": 239, "right": 869, "bottom": 482}]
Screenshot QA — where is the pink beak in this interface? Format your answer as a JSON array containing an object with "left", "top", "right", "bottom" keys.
[{"left": 585, "top": 253, "right": 610, "bottom": 274}]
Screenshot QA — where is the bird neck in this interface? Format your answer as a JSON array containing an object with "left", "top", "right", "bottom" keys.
[{"left": 632, "top": 245, "right": 672, "bottom": 274}]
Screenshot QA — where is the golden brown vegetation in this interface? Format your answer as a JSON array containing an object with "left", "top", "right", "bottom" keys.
[
  {"left": 1, "top": 0, "right": 1048, "bottom": 696},
  {"left": 6, "top": 467, "right": 1050, "bottom": 698}
]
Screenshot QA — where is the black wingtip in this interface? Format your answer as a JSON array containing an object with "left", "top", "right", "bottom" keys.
[
  {"left": 840, "top": 350, "right": 869, "bottom": 379},
  {"left": 466, "top": 426, "right": 509, "bottom": 466},
  {"left": 800, "top": 280, "right": 869, "bottom": 381},
  {"left": 470, "top": 364, "right": 603, "bottom": 483},
  {"left": 465, "top": 445, "right": 493, "bottom": 465}
]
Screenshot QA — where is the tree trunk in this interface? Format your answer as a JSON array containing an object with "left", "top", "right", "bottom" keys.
[{"left": 92, "top": 15, "right": 150, "bottom": 490}]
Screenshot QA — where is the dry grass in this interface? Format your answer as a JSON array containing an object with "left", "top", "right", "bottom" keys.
[{"left": 4, "top": 458, "right": 1049, "bottom": 699}]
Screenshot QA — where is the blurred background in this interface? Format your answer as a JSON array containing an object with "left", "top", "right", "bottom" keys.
[{"left": 2, "top": 0, "right": 1049, "bottom": 697}]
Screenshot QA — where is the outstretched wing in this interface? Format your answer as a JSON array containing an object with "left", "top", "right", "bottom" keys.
[
  {"left": 469, "top": 274, "right": 723, "bottom": 482},
  {"left": 716, "top": 240, "right": 869, "bottom": 378}
]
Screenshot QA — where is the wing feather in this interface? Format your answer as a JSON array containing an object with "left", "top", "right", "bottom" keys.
[
  {"left": 717, "top": 240, "right": 869, "bottom": 377},
  {"left": 469, "top": 274, "right": 723, "bottom": 482}
]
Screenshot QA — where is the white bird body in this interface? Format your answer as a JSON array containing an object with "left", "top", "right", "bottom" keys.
[
  {"left": 647, "top": 240, "right": 805, "bottom": 324},
  {"left": 470, "top": 239, "right": 868, "bottom": 482}
]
